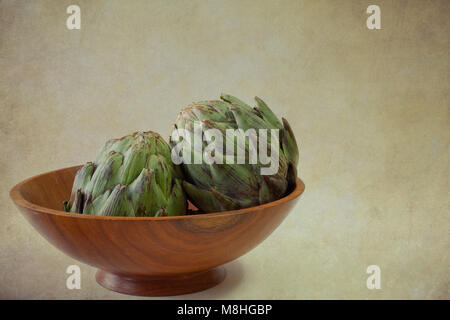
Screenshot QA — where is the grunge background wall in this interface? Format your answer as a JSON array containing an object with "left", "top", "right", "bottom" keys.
[{"left": 1, "top": 0, "right": 448, "bottom": 299}]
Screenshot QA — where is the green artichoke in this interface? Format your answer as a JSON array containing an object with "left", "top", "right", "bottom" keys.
[
  {"left": 63, "top": 131, "right": 187, "bottom": 217},
  {"left": 171, "top": 94, "right": 299, "bottom": 213}
]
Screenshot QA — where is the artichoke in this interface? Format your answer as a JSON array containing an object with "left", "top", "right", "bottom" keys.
[
  {"left": 63, "top": 131, "right": 187, "bottom": 217},
  {"left": 171, "top": 94, "right": 299, "bottom": 213}
]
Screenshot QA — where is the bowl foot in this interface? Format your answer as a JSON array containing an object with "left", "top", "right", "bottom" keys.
[{"left": 96, "top": 267, "right": 226, "bottom": 297}]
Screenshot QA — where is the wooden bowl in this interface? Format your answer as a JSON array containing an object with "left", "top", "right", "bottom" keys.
[{"left": 10, "top": 165, "right": 305, "bottom": 296}]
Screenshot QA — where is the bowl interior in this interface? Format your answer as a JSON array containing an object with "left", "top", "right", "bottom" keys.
[
  {"left": 15, "top": 165, "right": 202, "bottom": 214},
  {"left": 18, "top": 166, "right": 80, "bottom": 211},
  {"left": 14, "top": 165, "right": 304, "bottom": 218}
]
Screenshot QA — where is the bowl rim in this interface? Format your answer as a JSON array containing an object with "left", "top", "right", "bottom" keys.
[{"left": 10, "top": 165, "right": 305, "bottom": 221}]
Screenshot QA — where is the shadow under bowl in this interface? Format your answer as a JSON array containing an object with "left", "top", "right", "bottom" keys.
[{"left": 10, "top": 165, "right": 305, "bottom": 296}]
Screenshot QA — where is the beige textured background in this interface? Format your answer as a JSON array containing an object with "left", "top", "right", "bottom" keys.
[{"left": 1, "top": 0, "right": 449, "bottom": 299}]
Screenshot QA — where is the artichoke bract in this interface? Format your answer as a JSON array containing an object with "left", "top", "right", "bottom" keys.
[
  {"left": 63, "top": 131, "right": 187, "bottom": 217},
  {"left": 171, "top": 94, "right": 299, "bottom": 213}
]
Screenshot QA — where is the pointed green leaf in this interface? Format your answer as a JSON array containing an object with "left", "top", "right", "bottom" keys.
[
  {"left": 85, "top": 151, "right": 123, "bottom": 199},
  {"left": 83, "top": 190, "right": 111, "bottom": 215},
  {"left": 285, "top": 161, "right": 298, "bottom": 194},
  {"left": 69, "top": 189, "right": 84, "bottom": 213},
  {"left": 209, "top": 163, "right": 259, "bottom": 201},
  {"left": 120, "top": 141, "right": 149, "bottom": 185},
  {"left": 166, "top": 179, "right": 187, "bottom": 216},
  {"left": 254, "top": 96, "right": 283, "bottom": 129},
  {"left": 127, "top": 168, "right": 154, "bottom": 216},
  {"left": 281, "top": 118, "right": 299, "bottom": 166},
  {"left": 220, "top": 94, "right": 253, "bottom": 111},
  {"left": 70, "top": 162, "right": 95, "bottom": 203},
  {"left": 147, "top": 154, "right": 172, "bottom": 196},
  {"left": 100, "top": 185, "right": 135, "bottom": 217},
  {"left": 62, "top": 200, "right": 70, "bottom": 212},
  {"left": 182, "top": 180, "right": 240, "bottom": 213},
  {"left": 229, "top": 104, "right": 269, "bottom": 131}
]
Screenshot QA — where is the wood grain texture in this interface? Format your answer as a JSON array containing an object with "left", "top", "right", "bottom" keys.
[
  {"left": 10, "top": 165, "right": 305, "bottom": 296},
  {"left": 96, "top": 267, "right": 226, "bottom": 296}
]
